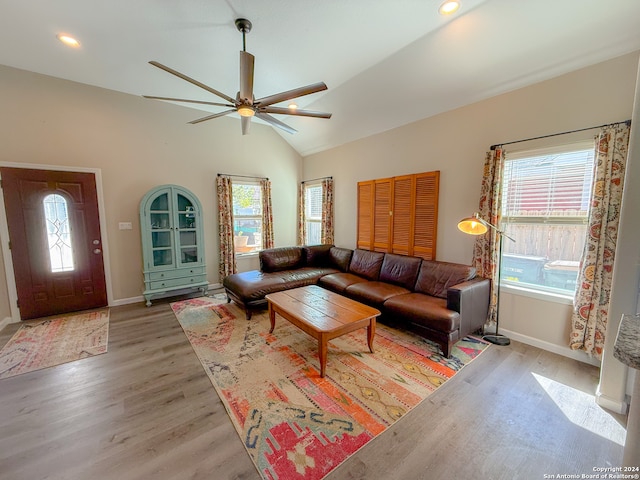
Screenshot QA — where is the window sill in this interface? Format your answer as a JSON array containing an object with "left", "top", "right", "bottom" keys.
[
  {"left": 235, "top": 251, "right": 260, "bottom": 258},
  {"left": 501, "top": 283, "right": 574, "bottom": 306}
]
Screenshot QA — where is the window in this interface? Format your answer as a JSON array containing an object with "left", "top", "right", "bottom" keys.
[
  {"left": 500, "top": 142, "right": 595, "bottom": 296},
  {"left": 43, "top": 193, "right": 74, "bottom": 272},
  {"left": 304, "top": 183, "right": 323, "bottom": 245},
  {"left": 232, "top": 182, "right": 262, "bottom": 254}
]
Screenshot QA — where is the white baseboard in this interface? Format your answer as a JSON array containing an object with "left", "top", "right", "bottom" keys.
[
  {"left": 500, "top": 328, "right": 601, "bottom": 367},
  {"left": 595, "top": 386, "right": 629, "bottom": 414},
  {"left": 109, "top": 283, "right": 223, "bottom": 307},
  {"left": 0, "top": 316, "right": 16, "bottom": 331}
]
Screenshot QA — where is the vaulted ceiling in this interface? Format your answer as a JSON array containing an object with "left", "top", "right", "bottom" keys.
[{"left": 2, "top": 0, "right": 640, "bottom": 156}]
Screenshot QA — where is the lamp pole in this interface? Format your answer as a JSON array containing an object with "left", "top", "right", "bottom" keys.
[{"left": 458, "top": 212, "right": 515, "bottom": 346}]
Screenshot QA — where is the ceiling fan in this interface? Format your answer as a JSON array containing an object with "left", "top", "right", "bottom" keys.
[{"left": 144, "top": 18, "right": 332, "bottom": 135}]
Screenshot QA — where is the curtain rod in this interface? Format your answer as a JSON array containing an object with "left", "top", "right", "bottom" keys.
[
  {"left": 301, "top": 176, "right": 333, "bottom": 184},
  {"left": 217, "top": 173, "right": 268, "bottom": 180},
  {"left": 490, "top": 119, "right": 631, "bottom": 150}
]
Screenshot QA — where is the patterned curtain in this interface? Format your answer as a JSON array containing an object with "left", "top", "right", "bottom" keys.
[
  {"left": 216, "top": 175, "right": 236, "bottom": 279},
  {"left": 471, "top": 147, "right": 506, "bottom": 327},
  {"left": 570, "top": 123, "right": 630, "bottom": 358},
  {"left": 320, "top": 178, "right": 334, "bottom": 244},
  {"left": 260, "top": 179, "right": 274, "bottom": 249},
  {"left": 297, "top": 182, "right": 306, "bottom": 246}
]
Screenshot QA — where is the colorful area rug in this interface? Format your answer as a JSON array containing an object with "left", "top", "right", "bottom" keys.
[
  {"left": 0, "top": 309, "right": 109, "bottom": 379},
  {"left": 171, "top": 297, "right": 489, "bottom": 480}
]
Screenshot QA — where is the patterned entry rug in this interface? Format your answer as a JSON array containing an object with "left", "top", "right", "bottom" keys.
[
  {"left": 171, "top": 297, "right": 489, "bottom": 480},
  {"left": 0, "top": 309, "right": 109, "bottom": 380}
]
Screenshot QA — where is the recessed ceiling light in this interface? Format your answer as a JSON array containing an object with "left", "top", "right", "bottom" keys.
[
  {"left": 438, "top": 0, "right": 460, "bottom": 15},
  {"left": 57, "top": 34, "right": 81, "bottom": 48}
]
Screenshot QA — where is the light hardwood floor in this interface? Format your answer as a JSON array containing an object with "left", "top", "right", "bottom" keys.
[{"left": 0, "top": 296, "right": 627, "bottom": 480}]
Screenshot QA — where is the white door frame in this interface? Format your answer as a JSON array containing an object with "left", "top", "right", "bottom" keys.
[{"left": 0, "top": 162, "right": 114, "bottom": 323}]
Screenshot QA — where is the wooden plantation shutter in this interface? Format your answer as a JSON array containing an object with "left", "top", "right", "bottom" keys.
[
  {"left": 413, "top": 171, "right": 439, "bottom": 260},
  {"left": 357, "top": 170, "right": 439, "bottom": 260},
  {"left": 391, "top": 175, "right": 414, "bottom": 255},
  {"left": 357, "top": 181, "right": 373, "bottom": 250},
  {"left": 373, "top": 179, "right": 392, "bottom": 252}
]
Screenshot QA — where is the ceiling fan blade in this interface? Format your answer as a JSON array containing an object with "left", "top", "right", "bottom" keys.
[
  {"left": 255, "top": 82, "right": 328, "bottom": 107},
  {"left": 259, "top": 106, "right": 332, "bottom": 118},
  {"left": 255, "top": 112, "right": 297, "bottom": 134},
  {"left": 241, "top": 116, "right": 251, "bottom": 135},
  {"left": 239, "top": 51, "right": 254, "bottom": 103},
  {"left": 188, "top": 109, "right": 236, "bottom": 124},
  {"left": 143, "top": 95, "right": 235, "bottom": 108},
  {"left": 149, "top": 61, "right": 236, "bottom": 104}
]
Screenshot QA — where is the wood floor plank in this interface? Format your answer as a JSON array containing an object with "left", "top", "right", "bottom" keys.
[{"left": 0, "top": 296, "right": 627, "bottom": 480}]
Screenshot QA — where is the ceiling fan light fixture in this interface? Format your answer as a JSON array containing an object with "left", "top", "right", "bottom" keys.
[
  {"left": 438, "top": 0, "right": 460, "bottom": 15},
  {"left": 237, "top": 104, "right": 255, "bottom": 117}
]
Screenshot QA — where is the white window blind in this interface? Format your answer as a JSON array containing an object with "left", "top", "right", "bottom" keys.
[
  {"left": 304, "top": 184, "right": 322, "bottom": 245},
  {"left": 502, "top": 149, "right": 594, "bottom": 222},
  {"left": 499, "top": 143, "right": 595, "bottom": 295}
]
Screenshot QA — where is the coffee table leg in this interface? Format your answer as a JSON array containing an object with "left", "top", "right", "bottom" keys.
[
  {"left": 367, "top": 318, "right": 376, "bottom": 353},
  {"left": 319, "top": 334, "right": 328, "bottom": 378},
  {"left": 268, "top": 303, "right": 276, "bottom": 333}
]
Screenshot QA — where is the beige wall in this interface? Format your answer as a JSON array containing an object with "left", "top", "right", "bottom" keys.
[
  {"left": 1, "top": 52, "right": 639, "bottom": 396},
  {"left": 0, "top": 65, "right": 302, "bottom": 319},
  {"left": 303, "top": 52, "right": 640, "bottom": 367}
]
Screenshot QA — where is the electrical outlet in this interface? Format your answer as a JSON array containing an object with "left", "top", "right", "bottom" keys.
[{"left": 119, "top": 222, "right": 133, "bottom": 230}]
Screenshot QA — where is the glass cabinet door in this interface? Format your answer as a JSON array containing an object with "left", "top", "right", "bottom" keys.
[
  {"left": 176, "top": 193, "right": 199, "bottom": 265},
  {"left": 149, "top": 192, "right": 173, "bottom": 267}
]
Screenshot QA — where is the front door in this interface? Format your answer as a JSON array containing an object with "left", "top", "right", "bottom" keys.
[{"left": 1, "top": 167, "right": 107, "bottom": 320}]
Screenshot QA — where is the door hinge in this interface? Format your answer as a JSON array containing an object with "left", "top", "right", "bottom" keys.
[
  {"left": 16, "top": 299, "right": 19, "bottom": 308},
  {"left": 7, "top": 241, "right": 10, "bottom": 250}
]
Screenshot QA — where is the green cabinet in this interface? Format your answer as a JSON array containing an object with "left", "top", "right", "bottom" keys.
[{"left": 139, "top": 185, "right": 207, "bottom": 306}]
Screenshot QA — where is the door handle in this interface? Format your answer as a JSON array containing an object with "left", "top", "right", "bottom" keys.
[{"left": 94, "top": 249, "right": 102, "bottom": 254}]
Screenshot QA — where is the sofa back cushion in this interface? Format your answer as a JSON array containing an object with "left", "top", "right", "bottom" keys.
[
  {"left": 415, "top": 260, "right": 477, "bottom": 298},
  {"left": 303, "top": 244, "right": 333, "bottom": 267},
  {"left": 328, "top": 247, "right": 353, "bottom": 272},
  {"left": 379, "top": 253, "right": 422, "bottom": 289},
  {"left": 348, "top": 249, "right": 385, "bottom": 281},
  {"left": 260, "top": 247, "right": 304, "bottom": 272}
]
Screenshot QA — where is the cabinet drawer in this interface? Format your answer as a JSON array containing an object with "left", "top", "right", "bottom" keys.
[
  {"left": 148, "top": 266, "right": 205, "bottom": 281},
  {"left": 149, "top": 274, "right": 207, "bottom": 291}
]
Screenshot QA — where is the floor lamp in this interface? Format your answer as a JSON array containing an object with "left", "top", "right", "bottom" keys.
[{"left": 457, "top": 212, "right": 515, "bottom": 346}]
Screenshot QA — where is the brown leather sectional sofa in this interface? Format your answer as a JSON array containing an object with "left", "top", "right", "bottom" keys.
[{"left": 222, "top": 245, "right": 490, "bottom": 357}]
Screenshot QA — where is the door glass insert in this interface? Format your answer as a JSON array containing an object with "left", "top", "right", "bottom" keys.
[
  {"left": 43, "top": 193, "right": 74, "bottom": 272},
  {"left": 150, "top": 193, "right": 169, "bottom": 211},
  {"left": 181, "top": 247, "right": 198, "bottom": 263},
  {"left": 152, "top": 231, "right": 172, "bottom": 248},
  {"left": 153, "top": 249, "right": 173, "bottom": 266}
]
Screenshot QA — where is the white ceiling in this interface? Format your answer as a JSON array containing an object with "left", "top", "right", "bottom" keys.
[{"left": 2, "top": 0, "right": 640, "bottom": 156}]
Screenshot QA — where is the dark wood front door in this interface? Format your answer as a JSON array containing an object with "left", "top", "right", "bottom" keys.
[{"left": 1, "top": 167, "right": 107, "bottom": 320}]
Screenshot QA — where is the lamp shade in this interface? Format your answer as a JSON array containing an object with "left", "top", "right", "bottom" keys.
[{"left": 457, "top": 215, "right": 488, "bottom": 235}]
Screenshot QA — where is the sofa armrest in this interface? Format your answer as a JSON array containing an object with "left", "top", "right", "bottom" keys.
[{"left": 446, "top": 277, "right": 490, "bottom": 338}]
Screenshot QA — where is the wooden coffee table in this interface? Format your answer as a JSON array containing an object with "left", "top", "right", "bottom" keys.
[{"left": 265, "top": 285, "right": 381, "bottom": 377}]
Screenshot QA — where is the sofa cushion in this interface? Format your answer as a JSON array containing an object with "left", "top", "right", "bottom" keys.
[
  {"left": 345, "top": 281, "right": 410, "bottom": 309},
  {"left": 414, "top": 261, "right": 477, "bottom": 299},
  {"left": 329, "top": 247, "right": 353, "bottom": 272},
  {"left": 260, "top": 246, "right": 304, "bottom": 272},
  {"left": 303, "top": 244, "right": 333, "bottom": 267},
  {"left": 383, "top": 293, "right": 460, "bottom": 333},
  {"left": 317, "top": 272, "right": 368, "bottom": 293},
  {"left": 379, "top": 253, "right": 422, "bottom": 290},
  {"left": 348, "top": 249, "right": 385, "bottom": 280},
  {"left": 223, "top": 267, "right": 339, "bottom": 302}
]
